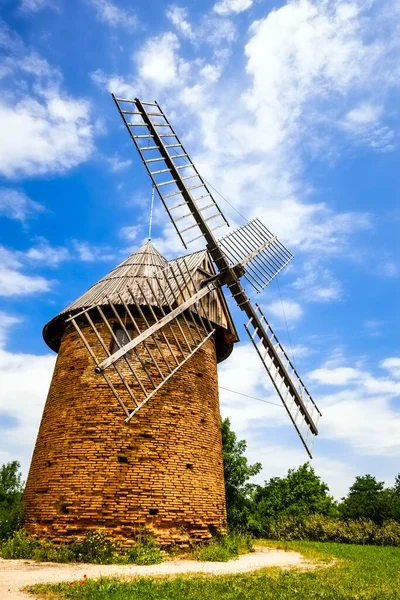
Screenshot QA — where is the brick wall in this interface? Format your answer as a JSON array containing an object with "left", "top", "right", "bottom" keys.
[{"left": 23, "top": 315, "right": 227, "bottom": 546}]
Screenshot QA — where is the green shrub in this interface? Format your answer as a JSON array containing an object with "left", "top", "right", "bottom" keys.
[
  {"left": 374, "top": 521, "right": 400, "bottom": 546},
  {"left": 0, "top": 530, "right": 40, "bottom": 559},
  {"left": 127, "top": 535, "right": 163, "bottom": 565},
  {"left": 268, "top": 516, "right": 306, "bottom": 541},
  {"left": 193, "top": 531, "right": 254, "bottom": 562},
  {"left": 267, "top": 514, "right": 400, "bottom": 547},
  {"left": 70, "top": 530, "right": 120, "bottom": 564},
  {"left": 0, "top": 530, "right": 76, "bottom": 562},
  {"left": 0, "top": 529, "right": 165, "bottom": 565}
]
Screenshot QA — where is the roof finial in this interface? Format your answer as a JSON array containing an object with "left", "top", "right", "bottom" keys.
[{"left": 148, "top": 185, "right": 155, "bottom": 241}]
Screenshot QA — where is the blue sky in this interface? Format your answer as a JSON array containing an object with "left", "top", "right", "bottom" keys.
[{"left": 0, "top": 0, "right": 399, "bottom": 499}]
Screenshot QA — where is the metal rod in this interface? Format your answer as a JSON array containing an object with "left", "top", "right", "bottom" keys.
[
  {"left": 107, "top": 302, "right": 149, "bottom": 398},
  {"left": 69, "top": 317, "right": 130, "bottom": 417},
  {"left": 125, "top": 329, "right": 215, "bottom": 423},
  {"left": 162, "top": 270, "right": 195, "bottom": 351},
  {"left": 145, "top": 276, "right": 184, "bottom": 363},
  {"left": 126, "top": 286, "right": 166, "bottom": 380},
  {"left": 98, "top": 282, "right": 214, "bottom": 372},
  {"left": 142, "top": 279, "right": 179, "bottom": 369},
  {"left": 116, "top": 292, "right": 158, "bottom": 389},
  {"left": 174, "top": 260, "right": 204, "bottom": 341},
  {"left": 94, "top": 306, "right": 140, "bottom": 408},
  {"left": 83, "top": 310, "right": 138, "bottom": 411},
  {"left": 152, "top": 271, "right": 188, "bottom": 357}
]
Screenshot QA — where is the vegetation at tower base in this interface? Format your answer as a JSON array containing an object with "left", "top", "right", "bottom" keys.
[{"left": 3, "top": 421, "right": 400, "bottom": 560}]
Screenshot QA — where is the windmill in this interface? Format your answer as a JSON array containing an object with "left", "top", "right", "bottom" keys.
[{"left": 23, "top": 97, "right": 321, "bottom": 547}]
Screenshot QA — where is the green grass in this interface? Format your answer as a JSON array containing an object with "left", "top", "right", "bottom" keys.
[{"left": 28, "top": 541, "right": 400, "bottom": 599}]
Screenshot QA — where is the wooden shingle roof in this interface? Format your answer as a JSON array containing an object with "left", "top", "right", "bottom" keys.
[{"left": 43, "top": 241, "right": 238, "bottom": 360}]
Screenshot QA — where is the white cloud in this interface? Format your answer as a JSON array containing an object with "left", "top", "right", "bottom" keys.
[
  {"left": 135, "top": 32, "right": 187, "bottom": 89},
  {"left": 166, "top": 5, "right": 196, "bottom": 41},
  {"left": 345, "top": 103, "right": 383, "bottom": 126},
  {"left": 23, "top": 238, "right": 70, "bottom": 267},
  {"left": 322, "top": 389, "right": 400, "bottom": 456},
  {"left": 0, "top": 24, "right": 95, "bottom": 178},
  {"left": 165, "top": 4, "right": 236, "bottom": 47},
  {"left": 213, "top": 0, "right": 253, "bottom": 16},
  {"left": 0, "top": 95, "right": 93, "bottom": 178},
  {"left": 364, "top": 319, "right": 384, "bottom": 337},
  {"left": 91, "top": 70, "right": 136, "bottom": 98},
  {"left": 307, "top": 356, "right": 400, "bottom": 456},
  {"left": 381, "top": 358, "right": 400, "bottom": 379},
  {"left": 87, "top": 0, "right": 137, "bottom": 29},
  {"left": 342, "top": 102, "right": 395, "bottom": 152},
  {"left": 0, "top": 246, "right": 51, "bottom": 297},
  {"left": 0, "top": 314, "right": 55, "bottom": 475},
  {"left": 105, "top": 154, "right": 132, "bottom": 173},
  {"left": 266, "top": 299, "right": 304, "bottom": 324},
  {"left": 380, "top": 261, "right": 398, "bottom": 277},
  {"left": 20, "top": 0, "right": 53, "bottom": 13},
  {"left": 309, "top": 363, "right": 400, "bottom": 395},
  {"left": 309, "top": 366, "right": 361, "bottom": 386},
  {"left": 119, "top": 225, "right": 141, "bottom": 242},
  {"left": 0, "top": 312, "right": 21, "bottom": 348},
  {"left": 292, "top": 260, "right": 343, "bottom": 302},
  {"left": 0, "top": 188, "right": 44, "bottom": 222},
  {"left": 71, "top": 240, "right": 114, "bottom": 262}
]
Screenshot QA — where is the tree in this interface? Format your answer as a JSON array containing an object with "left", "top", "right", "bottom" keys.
[
  {"left": 252, "top": 463, "right": 337, "bottom": 534},
  {"left": 340, "top": 474, "right": 391, "bottom": 525},
  {"left": 221, "top": 418, "right": 262, "bottom": 530},
  {"left": 0, "top": 461, "right": 24, "bottom": 540}
]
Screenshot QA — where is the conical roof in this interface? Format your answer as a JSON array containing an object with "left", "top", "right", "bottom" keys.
[
  {"left": 43, "top": 240, "right": 238, "bottom": 359},
  {"left": 63, "top": 241, "right": 168, "bottom": 312}
]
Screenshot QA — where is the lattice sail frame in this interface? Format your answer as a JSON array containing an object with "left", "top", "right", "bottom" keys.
[
  {"left": 113, "top": 96, "right": 229, "bottom": 248},
  {"left": 66, "top": 259, "right": 218, "bottom": 422},
  {"left": 215, "top": 218, "right": 293, "bottom": 293},
  {"left": 244, "top": 304, "right": 321, "bottom": 456},
  {"left": 108, "top": 95, "right": 322, "bottom": 457}
]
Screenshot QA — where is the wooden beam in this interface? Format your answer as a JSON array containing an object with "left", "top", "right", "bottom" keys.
[{"left": 95, "top": 281, "right": 218, "bottom": 372}]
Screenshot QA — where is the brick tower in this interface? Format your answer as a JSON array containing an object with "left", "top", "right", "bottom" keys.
[{"left": 23, "top": 242, "right": 238, "bottom": 546}]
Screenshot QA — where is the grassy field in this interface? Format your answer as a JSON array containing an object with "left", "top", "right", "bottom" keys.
[{"left": 29, "top": 541, "right": 400, "bottom": 600}]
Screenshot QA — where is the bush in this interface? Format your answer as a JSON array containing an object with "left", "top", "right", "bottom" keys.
[
  {"left": 0, "top": 530, "right": 41, "bottom": 559},
  {"left": 127, "top": 535, "right": 163, "bottom": 565},
  {"left": 0, "top": 529, "right": 165, "bottom": 564},
  {"left": 374, "top": 521, "right": 400, "bottom": 546},
  {"left": 193, "top": 531, "right": 254, "bottom": 562},
  {"left": 70, "top": 530, "right": 119, "bottom": 564},
  {"left": 267, "top": 514, "right": 400, "bottom": 547}
]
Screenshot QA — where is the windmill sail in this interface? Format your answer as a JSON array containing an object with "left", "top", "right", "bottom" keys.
[
  {"left": 113, "top": 95, "right": 229, "bottom": 248},
  {"left": 216, "top": 218, "right": 294, "bottom": 293},
  {"left": 66, "top": 257, "right": 218, "bottom": 422},
  {"left": 113, "top": 95, "right": 322, "bottom": 456},
  {"left": 243, "top": 303, "right": 321, "bottom": 457}
]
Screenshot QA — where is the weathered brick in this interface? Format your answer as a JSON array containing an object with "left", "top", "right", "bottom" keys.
[{"left": 23, "top": 315, "right": 227, "bottom": 546}]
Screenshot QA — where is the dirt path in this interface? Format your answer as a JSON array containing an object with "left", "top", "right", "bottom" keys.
[{"left": 0, "top": 547, "right": 308, "bottom": 599}]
